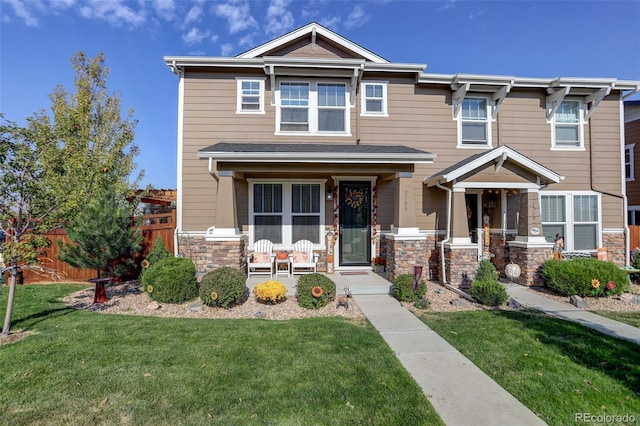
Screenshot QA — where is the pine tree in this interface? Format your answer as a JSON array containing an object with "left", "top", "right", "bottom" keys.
[{"left": 58, "top": 189, "right": 143, "bottom": 282}]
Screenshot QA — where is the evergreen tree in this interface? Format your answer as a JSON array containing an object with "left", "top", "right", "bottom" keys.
[{"left": 57, "top": 189, "right": 143, "bottom": 279}]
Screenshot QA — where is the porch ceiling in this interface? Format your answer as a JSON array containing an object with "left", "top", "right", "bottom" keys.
[{"left": 423, "top": 144, "right": 563, "bottom": 188}]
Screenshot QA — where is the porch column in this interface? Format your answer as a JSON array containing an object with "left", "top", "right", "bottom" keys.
[
  {"left": 211, "top": 171, "right": 239, "bottom": 237},
  {"left": 393, "top": 172, "right": 419, "bottom": 235},
  {"left": 450, "top": 188, "right": 471, "bottom": 243},
  {"left": 516, "top": 189, "right": 545, "bottom": 243}
]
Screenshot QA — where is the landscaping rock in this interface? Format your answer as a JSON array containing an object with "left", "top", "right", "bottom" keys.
[
  {"left": 619, "top": 293, "right": 640, "bottom": 304},
  {"left": 254, "top": 311, "right": 266, "bottom": 319},
  {"left": 450, "top": 298, "right": 469, "bottom": 307},
  {"left": 189, "top": 302, "right": 202, "bottom": 312},
  {"left": 146, "top": 301, "right": 160, "bottom": 311},
  {"left": 569, "top": 295, "right": 588, "bottom": 309},
  {"left": 507, "top": 297, "right": 523, "bottom": 310}
]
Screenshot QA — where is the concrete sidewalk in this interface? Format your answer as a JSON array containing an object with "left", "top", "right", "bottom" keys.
[
  {"left": 505, "top": 283, "right": 640, "bottom": 345},
  {"left": 353, "top": 294, "right": 546, "bottom": 426}
]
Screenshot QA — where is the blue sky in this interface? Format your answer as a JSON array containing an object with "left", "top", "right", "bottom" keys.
[{"left": 1, "top": 0, "right": 639, "bottom": 190}]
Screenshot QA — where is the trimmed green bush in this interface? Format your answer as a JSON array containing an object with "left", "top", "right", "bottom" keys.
[
  {"left": 392, "top": 274, "right": 426, "bottom": 302},
  {"left": 296, "top": 273, "right": 336, "bottom": 309},
  {"left": 475, "top": 259, "right": 499, "bottom": 281},
  {"left": 468, "top": 279, "right": 508, "bottom": 306},
  {"left": 146, "top": 236, "right": 173, "bottom": 266},
  {"left": 542, "top": 258, "right": 628, "bottom": 297},
  {"left": 200, "top": 267, "right": 248, "bottom": 308},
  {"left": 141, "top": 257, "right": 197, "bottom": 303}
]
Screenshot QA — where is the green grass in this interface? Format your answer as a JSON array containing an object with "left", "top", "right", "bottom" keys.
[
  {"left": 0, "top": 284, "right": 442, "bottom": 426},
  {"left": 417, "top": 309, "right": 640, "bottom": 426},
  {"left": 589, "top": 310, "right": 640, "bottom": 328}
]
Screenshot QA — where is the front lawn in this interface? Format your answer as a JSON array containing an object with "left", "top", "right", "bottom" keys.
[
  {"left": 418, "top": 309, "right": 640, "bottom": 426},
  {"left": 0, "top": 284, "right": 442, "bottom": 425}
]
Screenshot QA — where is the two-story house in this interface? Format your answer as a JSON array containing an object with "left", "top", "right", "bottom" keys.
[{"left": 165, "top": 22, "right": 640, "bottom": 288}]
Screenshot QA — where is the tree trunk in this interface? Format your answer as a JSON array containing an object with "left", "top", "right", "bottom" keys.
[{"left": 1, "top": 268, "right": 17, "bottom": 337}]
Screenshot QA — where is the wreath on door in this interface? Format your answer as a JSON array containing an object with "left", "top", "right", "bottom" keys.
[{"left": 344, "top": 188, "right": 364, "bottom": 208}]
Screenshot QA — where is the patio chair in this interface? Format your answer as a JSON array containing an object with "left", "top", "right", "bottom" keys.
[
  {"left": 247, "top": 239, "right": 275, "bottom": 278},
  {"left": 290, "top": 239, "right": 319, "bottom": 276}
]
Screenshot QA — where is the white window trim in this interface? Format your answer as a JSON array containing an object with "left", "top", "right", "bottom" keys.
[
  {"left": 550, "top": 98, "right": 585, "bottom": 151},
  {"left": 236, "top": 77, "right": 265, "bottom": 114},
  {"left": 628, "top": 205, "right": 640, "bottom": 225},
  {"left": 248, "top": 179, "right": 326, "bottom": 248},
  {"left": 275, "top": 80, "right": 352, "bottom": 136},
  {"left": 540, "top": 191, "right": 601, "bottom": 252},
  {"left": 360, "top": 81, "right": 388, "bottom": 117},
  {"left": 625, "top": 143, "right": 635, "bottom": 182},
  {"left": 454, "top": 95, "right": 494, "bottom": 149}
]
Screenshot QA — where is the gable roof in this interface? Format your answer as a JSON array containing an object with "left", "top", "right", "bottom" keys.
[
  {"left": 197, "top": 142, "right": 435, "bottom": 164},
  {"left": 424, "top": 145, "right": 563, "bottom": 187},
  {"left": 236, "top": 22, "right": 389, "bottom": 63}
]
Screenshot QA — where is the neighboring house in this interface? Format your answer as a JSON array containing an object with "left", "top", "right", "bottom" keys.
[
  {"left": 625, "top": 101, "right": 640, "bottom": 226},
  {"left": 165, "top": 22, "right": 640, "bottom": 288}
]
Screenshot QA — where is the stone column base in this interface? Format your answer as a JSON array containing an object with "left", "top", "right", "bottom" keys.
[
  {"left": 508, "top": 243, "right": 552, "bottom": 286},
  {"left": 177, "top": 233, "right": 248, "bottom": 277},
  {"left": 443, "top": 245, "right": 478, "bottom": 290},
  {"left": 380, "top": 233, "right": 427, "bottom": 283}
]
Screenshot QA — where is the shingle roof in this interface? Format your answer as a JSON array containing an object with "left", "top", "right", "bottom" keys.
[{"left": 199, "top": 142, "right": 431, "bottom": 155}]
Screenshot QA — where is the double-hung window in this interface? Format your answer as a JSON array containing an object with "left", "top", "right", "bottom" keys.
[
  {"left": 552, "top": 100, "right": 584, "bottom": 148},
  {"left": 361, "top": 82, "right": 387, "bottom": 116},
  {"left": 277, "top": 81, "right": 349, "bottom": 134},
  {"left": 250, "top": 181, "right": 324, "bottom": 247},
  {"left": 236, "top": 78, "right": 264, "bottom": 113},
  {"left": 541, "top": 192, "right": 600, "bottom": 251},
  {"left": 458, "top": 97, "right": 491, "bottom": 147}
]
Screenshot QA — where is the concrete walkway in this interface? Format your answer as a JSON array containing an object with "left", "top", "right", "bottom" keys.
[
  {"left": 505, "top": 283, "right": 640, "bottom": 345},
  {"left": 353, "top": 294, "right": 546, "bottom": 426}
]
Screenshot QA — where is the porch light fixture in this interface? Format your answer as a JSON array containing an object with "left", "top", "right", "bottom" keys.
[{"left": 326, "top": 187, "right": 334, "bottom": 201}]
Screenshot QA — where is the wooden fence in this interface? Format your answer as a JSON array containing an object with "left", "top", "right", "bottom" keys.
[
  {"left": 629, "top": 225, "right": 640, "bottom": 252},
  {"left": 18, "top": 210, "right": 176, "bottom": 283}
]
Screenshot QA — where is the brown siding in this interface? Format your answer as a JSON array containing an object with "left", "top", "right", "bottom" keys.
[{"left": 626, "top": 118, "right": 640, "bottom": 206}]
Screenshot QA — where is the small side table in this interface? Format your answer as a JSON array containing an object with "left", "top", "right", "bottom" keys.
[{"left": 275, "top": 258, "right": 290, "bottom": 278}]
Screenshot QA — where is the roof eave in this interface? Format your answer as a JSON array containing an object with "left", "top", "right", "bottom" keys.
[{"left": 197, "top": 151, "right": 435, "bottom": 164}]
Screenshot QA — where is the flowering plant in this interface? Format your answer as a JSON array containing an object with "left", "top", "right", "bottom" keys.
[
  {"left": 311, "top": 286, "right": 327, "bottom": 308},
  {"left": 253, "top": 280, "right": 287, "bottom": 304},
  {"left": 589, "top": 278, "right": 601, "bottom": 297},
  {"left": 604, "top": 280, "right": 617, "bottom": 296},
  {"left": 372, "top": 256, "right": 386, "bottom": 266}
]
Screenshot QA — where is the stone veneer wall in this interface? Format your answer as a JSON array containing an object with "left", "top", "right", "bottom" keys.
[
  {"left": 380, "top": 234, "right": 428, "bottom": 283},
  {"left": 444, "top": 247, "right": 478, "bottom": 290},
  {"left": 177, "top": 234, "right": 248, "bottom": 277},
  {"left": 509, "top": 245, "right": 552, "bottom": 286},
  {"left": 603, "top": 232, "right": 625, "bottom": 266},
  {"left": 488, "top": 231, "right": 516, "bottom": 278}
]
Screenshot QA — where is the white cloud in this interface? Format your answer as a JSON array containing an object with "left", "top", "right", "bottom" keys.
[
  {"left": 79, "top": 0, "right": 146, "bottom": 28},
  {"left": 440, "top": 0, "right": 456, "bottom": 11},
  {"left": 181, "top": 27, "right": 210, "bottom": 45},
  {"left": 210, "top": 34, "right": 219, "bottom": 43},
  {"left": 214, "top": 0, "right": 258, "bottom": 34},
  {"left": 344, "top": 4, "right": 367, "bottom": 30},
  {"left": 49, "top": 0, "right": 76, "bottom": 10},
  {"left": 183, "top": 4, "right": 202, "bottom": 26},
  {"left": 5, "top": 0, "right": 40, "bottom": 26},
  {"left": 220, "top": 42, "right": 235, "bottom": 56},
  {"left": 265, "top": 0, "right": 295, "bottom": 36},
  {"left": 151, "top": 0, "right": 176, "bottom": 22},
  {"left": 318, "top": 15, "right": 340, "bottom": 31}
]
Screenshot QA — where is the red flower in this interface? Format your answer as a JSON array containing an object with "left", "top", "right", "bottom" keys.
[{"left": 606, "top": 281, "right": 616, "bottom": 290}]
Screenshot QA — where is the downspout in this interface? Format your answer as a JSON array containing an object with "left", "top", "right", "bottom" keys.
[
  {"left": 172, "top": 61, "right": 184, "bottom": 256},
  {"left": 436, "top": 182, "right": 452, "bottom": 284},
  {"left": 588, "top": 93, "right": 628, "bottom": 265}
]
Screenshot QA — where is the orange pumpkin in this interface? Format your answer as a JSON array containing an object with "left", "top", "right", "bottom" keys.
[
  {"left": 326, "top": 255, "right": 334, "bottom": 263},
  {"left": 276, "top": 252, "right": 288, "bottom": 260}
]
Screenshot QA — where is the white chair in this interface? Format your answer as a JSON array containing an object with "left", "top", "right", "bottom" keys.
[
  {"left": 247, "top": 239, "right": 275, "bottom": 278},
  {"left": 290, "top": 240, "right": 319, "bottom": 276}
]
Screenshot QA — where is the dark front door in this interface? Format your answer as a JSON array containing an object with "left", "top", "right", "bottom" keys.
[{"left": 339, "top": 181, "right": 371, "bottom": 266}]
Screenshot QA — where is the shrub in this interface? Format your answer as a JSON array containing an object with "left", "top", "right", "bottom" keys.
[
  {"left": 392, "top": 274, "right": 427, "bottom": 302},
  {"left": 199, "top": 267, "right": 248, "bottom": 308},
  {"left": 146, "top": 236, "right": 173, "bottom": 266},
  {"left": 253, "top": 280, "right": 288, "bottom": 304},
  {"left": 542, "top": 258, "right": 628, "bottom": 297},
  {"left": 468, "top": 279, "right": 508, "bottom": 306},
  {"left": 475, "top": 259, "right": 499, "bottom": 281},
  {"left": 413, "top": 298, "right": 430, "bottom": 310},
  {"left": 296, "top": 273, "right": 336, "bottom": 309},
  {"left": 141, "top": 257, "right": 197, "bottom": 303}
]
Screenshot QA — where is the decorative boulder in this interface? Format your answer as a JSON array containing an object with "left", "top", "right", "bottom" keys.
[{"left": 569, "top": 295, "right": 588, "bottom": 309}]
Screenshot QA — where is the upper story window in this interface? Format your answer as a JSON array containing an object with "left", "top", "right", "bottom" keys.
[
  {"left": 361, "top": 82, "right": 388, "bottom": 116},
  {"left": 625, "top": 144, "right": 635, "bottom": 181},
  {"left": 552, "top": 100, "right": 584, "bottom": 149},
  {"left": 236, "top": 78, "right": 265, "bottom": 113},
  {"left": 457, "top": 96, "right": 492, "bottom": 147},
  {"left": 277, "top": 81, "right": 350, "bottom": 135}
]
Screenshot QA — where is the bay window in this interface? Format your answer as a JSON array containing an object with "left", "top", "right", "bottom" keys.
[{"left": 250, "top": 181, "right": 324, "bottom": 246}]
